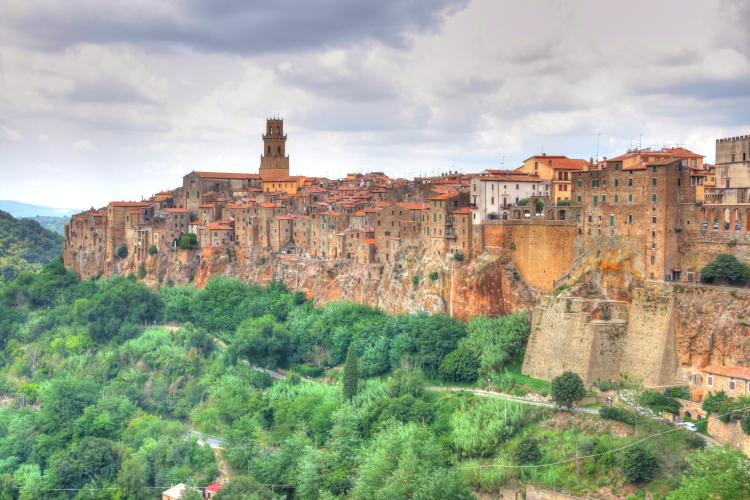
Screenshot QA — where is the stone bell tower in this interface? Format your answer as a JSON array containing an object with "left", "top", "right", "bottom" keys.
[{"left": 259, "top": 118, "right": 290, "bottom": 180}]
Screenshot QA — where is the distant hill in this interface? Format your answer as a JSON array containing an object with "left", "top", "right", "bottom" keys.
[
  {"left": 25, "top": 216, "right": 68, "bottom": 236},
  {"left": 0, "top": 200, "right": 81, "bottom": 218},
  {"left": 0, "top": 210, "right": 64, "bottom": 283}
]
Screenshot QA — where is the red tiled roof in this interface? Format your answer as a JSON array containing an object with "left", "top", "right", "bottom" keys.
[
  {"left": 525, "top": 157, "right": 591, "bottom": 170},
  {"left": 199, "top": 203, "right": 216, "bottom": 208},
  {"left": 164, "top": 208, "right": 190, "bottom": 213},
  {"left": 193, "top": 171, "right": 260, "bottom": 179},
  {"left": 206, "top": 223, "right": 234, "bottom": 230},
  {"left": 430, "top": 193, "right": 457, "bottom": 200},
  {"left": 361, "top": 238, "right": 376, "bottom": 244},
  {"left": 398, "top": 202, "right": 429, "bottom": 210},
  {"left": 663, "top": 148, "right": 705, "bottom": 158},
  {"left": 451, "top": 208, "right": 472, "bottom": 214},
  {"left": 264, "top": 176, "right": 302, "bottom": 182},
  {"left": 257, "top": 202, "right": 282, "bottom": 208},
  {"left": 703, "top": 365, "right": 750, "bottom": 380},
  {"left": 205, "top": 484, "right": 223, "bottom": 493},
  {"left": 275, "top": 215, "right": 297, "bottom": 220}
]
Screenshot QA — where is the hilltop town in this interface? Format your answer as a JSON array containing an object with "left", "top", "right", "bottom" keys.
[{"left": 64, "top": 118, "right": 749, "bottom": 292}]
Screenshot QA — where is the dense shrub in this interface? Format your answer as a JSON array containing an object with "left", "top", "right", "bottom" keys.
[
  {"left": 116, "top": 246, "right": 128, "bottom": 258},
  {"left": 599, "top": 406, "right": 636, "bottom": 425},
  {"left": 148, "top": 245, "right": 158, "bottom": 256},
  {"left": 180, "top": 233, "right": 198, "bottom": 250},
  {"left": 550, "top": 371, "right": 585, "bottom": 409},
  {"left": 439, "top": 348, "right": 480, "bottom": 383},
  {"left": 700, "top": 254, "right": 748, "bottom": 284},
  {"left": 515, "top": 437, "right": 541, "bottom": 465},
  {"left": 291, "top": 364, "right": 325, "bottom": 378},
  {"left": 622, "top": 447, "right": 658, "bottom": 483},
  {"left": 638, "top": 389, "right": 682, "bottom": 414}
]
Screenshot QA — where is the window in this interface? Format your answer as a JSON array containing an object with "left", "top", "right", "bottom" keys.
[
  {"left": 614, "top": 195, "right": 619, "bottom": 203},
  {"left": 614, "top": 179, "right": 619, "bottom": 187},
  {"left": 601, "top": 195, "right": 606, "bottom": 202},
  {"left": 652, "top": 216, "right": 657, "bottom": 224},
  {"left": 652, "top": 177, "right": 657, "bottom": 186},
  {"left": 627, "top": 214, "right": 633, "bottom": 224},
  {"left": 652, "top": 241, "right": 656, "bottom": 249},
  {"left": 603, "top": 179, "right": 607, "bottom": 187},
  {"left": 651, "top": 256, "right": 655, "bottom": 265},
  {"left": 652, "top": 193, "right": 657, "bottom": 202},
  {"left": 588, "top": 215, "right": 593, "bottom": 223},
  {"left": 732, "top": 153, "right": 736, "bottom": 162},
  {"left": 577, "top": 180, "right": 582, "bottom": 187},
  {"left": 729, "top": 379, "right": 736, "bottom": 391},
  {"left": 609, "top": 215, "right": 614, "bottom": 227},
  {"left": 628, "top": 194, "right": 633, "bottom": 202},
  {"left": 577, "top": 195, "right": 581, "bottom": 203},
  {"left": 707, "top": 375, "right": 714, "bottom": 387},
  {"left": 592, "top": 180, "right": 600, "bottom": 187},
  {"left": 628, "top": 178, "right": 633, "bottom": 187},
  {"left": 652, "top": 166, "right": 657, "bottom": 173},
  {"left": 615, "top": 163, "right": 621, "bottom": 170},
  {"left": 593, "top": 195, "right": 598, "bottom": 206},
  {"left": 652, "top": 230, "right": 656, "bottom": 238},
  {"left": 535, "top": 161, "right": 538, "bottom": 170}
]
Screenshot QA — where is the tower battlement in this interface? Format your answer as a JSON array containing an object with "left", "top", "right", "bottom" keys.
[{"left": 260, "top": 118, "right": 290, "bottom": 180}]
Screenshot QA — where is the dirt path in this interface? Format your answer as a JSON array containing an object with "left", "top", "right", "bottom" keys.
[{"left": 213, "top": 448, "right": 233, "bottom": 481}]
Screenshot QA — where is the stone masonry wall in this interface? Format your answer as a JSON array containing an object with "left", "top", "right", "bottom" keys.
[
  {"left": 510, "top": 223, "right": 577, "bottom": 290},
  {"left": 707, "top": 418, "right": 750, "bottom": 456}
]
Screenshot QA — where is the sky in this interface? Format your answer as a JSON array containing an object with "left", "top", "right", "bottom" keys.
[{"left": 1, "top": 0, "right": 750, "bottom": 209}]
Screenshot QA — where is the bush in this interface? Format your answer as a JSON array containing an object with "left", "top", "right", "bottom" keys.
[
  {"left": 515, "top": 437, "right": 541, "bottom": 465},
  {"left": 550, "top": 371, "right": 586, "bottom": 409},
  {"left": 700, "top": 254, "right": 746, "bottom": 284},
  {"left": 180, "top": 233, "right": 198, "bottom": 250},
  {"left": 428, "top": 272, "right": 439, "bottom": 281},
  {"left": 517, "top": 198, "right": 530, "bottom": 206},
  {"left": 410, "top": 275, "right": 420, "bottom": 287},
  {"left": 453, "top": 253, "right": 464, "bottom": 262},
  {"left": 137, "top": 264, "right": 147, "bottom": 280},
  {"left": 622, "top": 447, "right": 658, "bottom": 483},
  {"left": 638, "top": 389, "right": 682, "bottom": 414},
  {"left": 290, "top": 364, "right": 325, "bottom": 378},
  {"left": 148, "top": 245, "right": 157, "bottom": 256},
  {"left": 665, "top": 386, "right": 690, "bottom": 400},
  {"left": 599, "top": 406, "right": 636, "bottom": 425},
  {"left": 597, "top": 379, "right": 619, "bottom": 392},
  {"left": 741, "top": 416, "right": 750, "bottom": 435},
  {"left": 116, "top": 246, "right": 128, "bottom": 258},
  {"left": 438, "top": 348, "right": 480, "bottom": 383}
]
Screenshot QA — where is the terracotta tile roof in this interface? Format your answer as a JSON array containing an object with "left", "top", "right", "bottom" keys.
[
  {"left": 206, "top": 223, "right": 234, "bottom": 230},
  {"left": 371, "top": 201, "right": 392, "bottom": 207},
  {"left": 257, "top": 202, "right": 282, "bottom": 208},
  {"left": 190, "top": 221, "right": 202, "bottom": 225},
  {"left": 275, "top": 215, "right": 297, "bottom": 220},
  {"left": 155, "top": 190, "right": 173, "bottom": 195},
  {"left": 430, "top": 193, "right": 457, "bottom": 200},
  {"left": 164, "top": 208, "right": 190, "bottom": 213},
  {"left": 398, "top": 202, "right": 429, "bottom": 210},
  {"left": 127, "top": 210, "right": 144, "bottom": 214},
  {"left": 663, "top": 148, "right": 705, "bottom": 158},
  {"left": 451, "top": 208, "right": 472, "bottom": 214},
  {"left": 361, "top": 238, "right": 376, "bottom": 244},
  {"left": 702, "top": 365, "right": 750, "bottom": 380},
  {"left": 192, "top": 171, "right": 260, "bottom": 179},
  {"left": 526, "top": 157, "right": 591, "bottom": 170}
]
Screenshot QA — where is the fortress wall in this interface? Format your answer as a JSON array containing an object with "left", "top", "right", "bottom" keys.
[
  {"left": 619, "top": 289, "right": 678, "bottom": 386},
  {"left": 511, "top": 224, "right": 576, "bottom": 290}
]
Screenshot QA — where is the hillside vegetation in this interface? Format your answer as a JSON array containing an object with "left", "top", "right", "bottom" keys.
[
  {"left": 0, "top": 261, "right": 741, "bottom": 499},
  {"left": 0, "top": 210, "right": 64, "bottom": 284}
]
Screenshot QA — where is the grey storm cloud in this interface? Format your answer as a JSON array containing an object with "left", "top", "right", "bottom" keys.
[{"left": 1, "top": 0, "right": 469, "bottom": 54}]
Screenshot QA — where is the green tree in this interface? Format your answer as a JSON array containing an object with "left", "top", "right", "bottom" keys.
[
  {"left": 180, "top": 479, "right": 205, "bottom": 500},
  {"left": 350, "top": 421, "right": 473, "bottom": 500},
  {"left": 667, "top": 445, "right": 750, "bottom": 500},
  {"left": 550, "top": 371, "right": 585, "bottom": 409},
  {"left": 148, "top": 245, "right": 158, "bottom": 256},
  {"left": 116, "top": 246, "right": 128, "bottom": 258},
  {"left": 228, "top": 315, "right": 291, "bottom": 369},
  {"left": 453, "top": 252, "right": 464, "bottom": 261},
  {"left": 180, "top": 233, "right": 198, "bottom": 250},
  {"left": 117, "top": 454, "right": 149, "bottom": 500},
  {"left": 137, "top": 264, "right": 147, "bottom": 279},
  {"left": 515, "top": 437, "right": 541, "bottom": 465},
  {"left": 700, "top": 253, "right": 746, "bottom": 283},
  {"left": 622, "top": 447, "right": 658, "bottom": 483},
  {"left": 343, "top": 342, "right": 360, "bottom": 400},
  {"left": 460, "top": 313, "right": 530, "bottom": 377},
  {"left": 439, "top": 348, "right": 480, "bottom": 382}
]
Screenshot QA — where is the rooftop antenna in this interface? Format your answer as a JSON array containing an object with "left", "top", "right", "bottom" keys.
[
  {"left": 596, "top": 133, "right": 601, "bottom": 163},
  {"left": 639, "top": 134, "right": 643, "bottom": 150},
  {"left": 502, "top": 156, "right": 505, "bottom": 169}
]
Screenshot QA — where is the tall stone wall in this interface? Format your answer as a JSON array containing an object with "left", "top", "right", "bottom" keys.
[
  {"left": 707, "top": 418, "right": 750, "bottom": 455},
  {"left": 510, "top": 223, "right": 576, "bottom": 290}
]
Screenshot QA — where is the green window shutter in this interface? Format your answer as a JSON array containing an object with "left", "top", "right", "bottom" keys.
[
  {"left": 614, "top": 195, "right": 619, "bottom": 203},
  {"left": 628, "top": 194, "right": 633, "bottom": 202},
  {"left": 433, "top": 214, "right": 436, "bottom": 223},
  {"left": 577, "top": 195, "right": 581, "bottom": 203},
  {"left": 652, "top": 193, "right": 657, "bottom": 202},
  {"left": 610, "top": 215, "right": 614, "bottom": 227},
  {"left": 602, "top": 195, "right": 606, "bottom": 202},
  {"left": 593, "top": 195, "right": 598, "bottom": 206},
  {"left": 577, "top": 180, "right": 582, "bottom": 187}
]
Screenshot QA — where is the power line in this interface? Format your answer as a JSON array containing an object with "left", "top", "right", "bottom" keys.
[{"left": 458, "top": 406, "right": 749, "bottom": 470}]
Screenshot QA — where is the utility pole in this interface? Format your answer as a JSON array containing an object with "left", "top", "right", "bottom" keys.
[
  {"left": 575, "top": 449, "right": 580, "bottom": 485},
  {"left": 596, "top": 133, "right": 601, "bottom": 163}
]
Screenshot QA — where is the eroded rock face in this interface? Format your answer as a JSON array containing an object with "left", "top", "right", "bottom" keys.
[{"left": 67, "top": 245, "right": 538, "bottom": 319}]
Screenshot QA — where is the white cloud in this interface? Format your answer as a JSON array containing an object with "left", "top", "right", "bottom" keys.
[
  {"left": 2, "top": 127, "right": 23, "bottom": 142},
  {"left": 38, "top": 134, "right": 49, "bottom": 142},
  {"left": 72, "top": 139, "right": 97, "bottom": 151}
]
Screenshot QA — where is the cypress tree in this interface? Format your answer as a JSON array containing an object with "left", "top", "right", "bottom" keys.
[{"left": 343, "top": 343, "right": 360, "bottom": 400}]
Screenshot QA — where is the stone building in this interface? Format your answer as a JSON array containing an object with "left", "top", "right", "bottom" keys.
[
  {"left": 715, "top": 135, "right": 750, "bottom": 198},
  {"left": 469, "top": 172, "right": 548, "bottom": 221},
  {"left": 260, "top": 118, "right": 290, "bottom": 180},
  {"left": 515, "top": 154, "right": 591, "bottom": 204}
]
